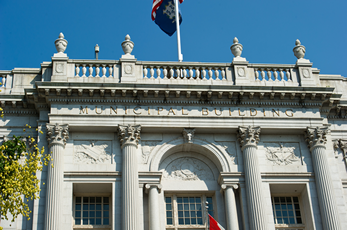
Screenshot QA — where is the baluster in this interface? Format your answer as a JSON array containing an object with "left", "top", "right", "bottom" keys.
[
  {"left": 150, "top": 66, "right": 154, "bottom": 79},
  {"left": 195, "top": 67, "right": 200, "bottom": 79},
  {"left": 208, "top": 67, "right": 213, "bottom": 80},
  {"left": 75, "top": 64, "right": 80, "bottom": 77},
  {"left": 95, "top": 65, "right": 100, "bottom": 77},
  {"left": 143, "top": 66, "right": 148, "bottom": 78},
  {"left": 102, "top": 65, "right": 107, "bottom": 77},
  {"left": 156, "top": 66, "right": 161, "bottom": 79},
  {"left": 88, "top": 64, "right": 93, "bottom": 77},
  {"left": 279, "top": 69, "right": 284, "bottom": 81},
  {"left": 201, "top": 67, "right": 206, "bottom": 80},
  {"left": 254, "top": 68, "right": 259, "bottom": 81},
  {"left": 267, "top": 68, "right": 272, "bottom": 81},
  {"left": 286, "top": 69, "right": 292, "bottom": 81},
  {"left": 108, "top": 65, "right": 113, "bottom": 78},
  {"left": 169, "top": 66, "right": 174, "bottom": 79},
  {"left": 260, "top": 68, "right": 265, "bottom": 81},
  {"left": 273, "top": 68, "right": 278, "bottom": 81},
  {"left": 189, "top": 67, "right": 194, "bottom": 79},
  {"left": 175, "top": 68, "right": 180, "bottom": 79},
  {"left": 214, "top": 68, "right": 220, "bottom": 80},
  {"left": 82, "top": 64, "right": 87, "bottom": 77},
  {"left": 2, "top": 75, "right": 6, "bottom": 87},
  {"left": 221, "top": 68, "right": 226, "bottom": 80},
  {"left": 163, "top": 66, "right": 168, "bottom": 79},
  {"left": 182, "top": 68, "right": 187, "bottom": 79}
]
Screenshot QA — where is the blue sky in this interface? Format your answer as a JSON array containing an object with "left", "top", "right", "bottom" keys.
[{"left": 1, "top": 0, "right": 346, "bottom": 77}]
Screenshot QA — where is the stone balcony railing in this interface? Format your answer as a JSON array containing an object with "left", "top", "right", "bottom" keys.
[{"left": 0, "top": 33, "right": 345, "bottom": 95}]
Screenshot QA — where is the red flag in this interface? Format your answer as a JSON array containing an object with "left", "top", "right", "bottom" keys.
[{"left": 209, "top": 214, "right": 225, "bottom": 230}]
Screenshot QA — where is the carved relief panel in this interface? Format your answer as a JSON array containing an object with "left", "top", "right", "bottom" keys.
[
  {"left": 141, "top": 140, "right": 161, "bottom": 164},
  {"left": 216, "top": 141, "right": 237, "bottom": 164},
  {"left": 162, "top": 157, "right": 214, "bottom": 181},
  {"left": 264, "top": 142, "right": 302, "bottom": 165},
  {"left": 74, "top": 140, "right": 112, "bottom": 164}
]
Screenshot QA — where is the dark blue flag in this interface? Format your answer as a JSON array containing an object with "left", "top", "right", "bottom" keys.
[{"left": 152, "top": 0, "right": 183, "bottom": 36}]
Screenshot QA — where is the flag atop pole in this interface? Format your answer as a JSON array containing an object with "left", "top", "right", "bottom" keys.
[
  {"left": 151, "top": 0, "right": 183, "bottom": 36},
  {"left": 151, "top": 0, "right": 184, "bottom": 62}
]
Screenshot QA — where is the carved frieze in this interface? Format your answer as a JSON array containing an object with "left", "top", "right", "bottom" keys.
[
  {"left": 237, "top": 126, "right": 261, "bottom": 150},
  {"left": 46, "top": 123, "right": 69, "bottom": 147},
  {"left": 141, "top": 141, "right": 161, "bottom": 163},
  {"left": 305, "top": 127, "right": 329, "bottom": 150},
  {"left": 118, "top": 124, "right": 141, "bottom": 148},
  {"left": 265, "top": 143, "right": 301, "bottom": 165},
  {"left": 216, "top": 141, "right": 237, "bottom": 164},
  {"left": 74, "top": 141, "right": 111, "bottom": 164},
  {"left": 163, "top": 157, "right": 214, "bottom": 181}
]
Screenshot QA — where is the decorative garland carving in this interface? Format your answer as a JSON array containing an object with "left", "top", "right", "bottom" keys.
[
  {"left": 118, "top": 124, "right": 141, "bottom": 148},
  {"left": 237, "top": 126, "right": 261, "bottom": 150},
  {"left": 74, "top": 141, "right": 111, "bottom": 164},
  {"left": 305, "top": 127, "right": 329, "bottom": 150},
  {"left": 46, "top": 123, "right": 69, "bottom": 147}
]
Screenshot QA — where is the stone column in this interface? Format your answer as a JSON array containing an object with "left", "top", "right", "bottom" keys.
[
  {"left": 237, "top": 126, "right": 266, "bottom": 230},
  {"left": 221, "top": 184, "right": 239, "bottom": 230},
  {"left": 44, "top": 124, "right": 69, "bottom": 230},
  {"left": 305, "top": 127, "right": 341, "bottom": 230},
  {"left": 118, "top": 124, "right": 141, "bottom": 230},
  {"left": 145, "top": 184, "right": 162, "bottom": 230}
]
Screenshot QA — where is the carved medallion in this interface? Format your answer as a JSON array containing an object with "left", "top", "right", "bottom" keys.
[
  {"left": 163, "top": 157, "right": 214, "bottom": 181},
  {"left": 237, "top": 67, "right": 245, "bottom": 77},
  {"left": 74, "top": 140, "right": 111, "bottom": 164},
  {"left": 265, "top": 143, "right": 301, "bottom": 165}
]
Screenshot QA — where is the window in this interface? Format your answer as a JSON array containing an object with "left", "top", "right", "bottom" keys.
[
  {"left": 272, "top": 196, "right": 305, "bottom": 230},
  {"left": 74, "top": 196, "right": 110, "bottom": 228},
  {"left": 165, "top": 195, "right": 214, "bottom": 229}
]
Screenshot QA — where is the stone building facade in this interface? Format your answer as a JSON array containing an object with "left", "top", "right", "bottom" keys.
[{"left": 1, "top": 34, "right": 347, "bottom": 230}]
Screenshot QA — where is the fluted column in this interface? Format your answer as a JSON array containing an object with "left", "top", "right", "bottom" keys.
[
  {"left": 145, "top": 184, "right": 162, "bottom": 230},
  {"left": 221, "top": 184, "right": 239, "bottom": 230},
  {"left": 305, "top": 127, "right": 341, "bottom": 230},
  {"left": 44, "top": 124, "right": 69, "bottom": 230},
  {"left": 237, "top": 126, "right": 266, "bottom": 230},
  {"left": 118, "top": 124, "right": 141, "bottom": 230}
]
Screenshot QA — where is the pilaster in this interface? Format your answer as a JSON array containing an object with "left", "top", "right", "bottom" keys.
[
  {"left": 305, "top": 127, "right": 341, "bottom": 230},
  {"left": 44, "top": 123, "right": 69, "bottom": 230},
  {"left": 118, "top": 124, "right": 141, "bottom": 230},
  {"left": 220, "top": 184, "right": 239, "bottom": 230},
  {"left": 237, "top": 126, "right": 266, "bottom": 230}
]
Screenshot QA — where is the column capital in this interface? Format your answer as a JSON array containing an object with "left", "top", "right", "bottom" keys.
[
  {"left": 220, "top": 183, "right": 238, "bottom": 193},
  {"left": 237, "top": 126, "right": 261, "bottom": 150},
  {"left": 118, "top": 124, "right": 141, "bottom": 148},
  {"left": 339, "top": 140, "right": 347, "bottom": 153},
  {"left": 305, "top": 126, "right": 329, "bottom": 151},
  {"left": 145, "top": 183, "right": 162, "bottom": 193},
  {"left": 46, "top": 123, "right": 69, "bottom": 148}
]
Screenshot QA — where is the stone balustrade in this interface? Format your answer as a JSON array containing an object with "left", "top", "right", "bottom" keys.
[
  {"left": 71, "top": 60, "right": 118, "bottom": 78},
  {"left": 141, "top": 62, "right": 229, "bottom": 81}
]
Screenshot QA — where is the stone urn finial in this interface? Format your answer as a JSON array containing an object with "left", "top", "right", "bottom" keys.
[
  {"left": 230, "top": 37, "right": 243, "bottom": 57},
  {"left": 121, "top": 34, "right": 134, "bottom": 55},
  {"left": 55, "top": 32, "right": 68, "bottom": 53},
  {"left": 293, "top": 39, "right": 306, "bottom": 59}
]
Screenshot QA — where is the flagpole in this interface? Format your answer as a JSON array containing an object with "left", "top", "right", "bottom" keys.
[
  {"left": 175, "top": 0, "right": 183, "bottom": 62},
  {"left": 205, "top": 201, "right": 209, "bottom": 230}
]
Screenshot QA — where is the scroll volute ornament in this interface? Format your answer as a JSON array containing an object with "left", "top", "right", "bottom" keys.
[
  {"left": 118, "top": 124, "right": 141, "bottom": 148},
  {"left": 305, "top": 127, "right": 329, "bottom": 150},
  {"left": 46, "top": 124, "right": 69, "bottom": 147},
  {"left": 237, "top": 126, "right": 261, "bottom": 150}
]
